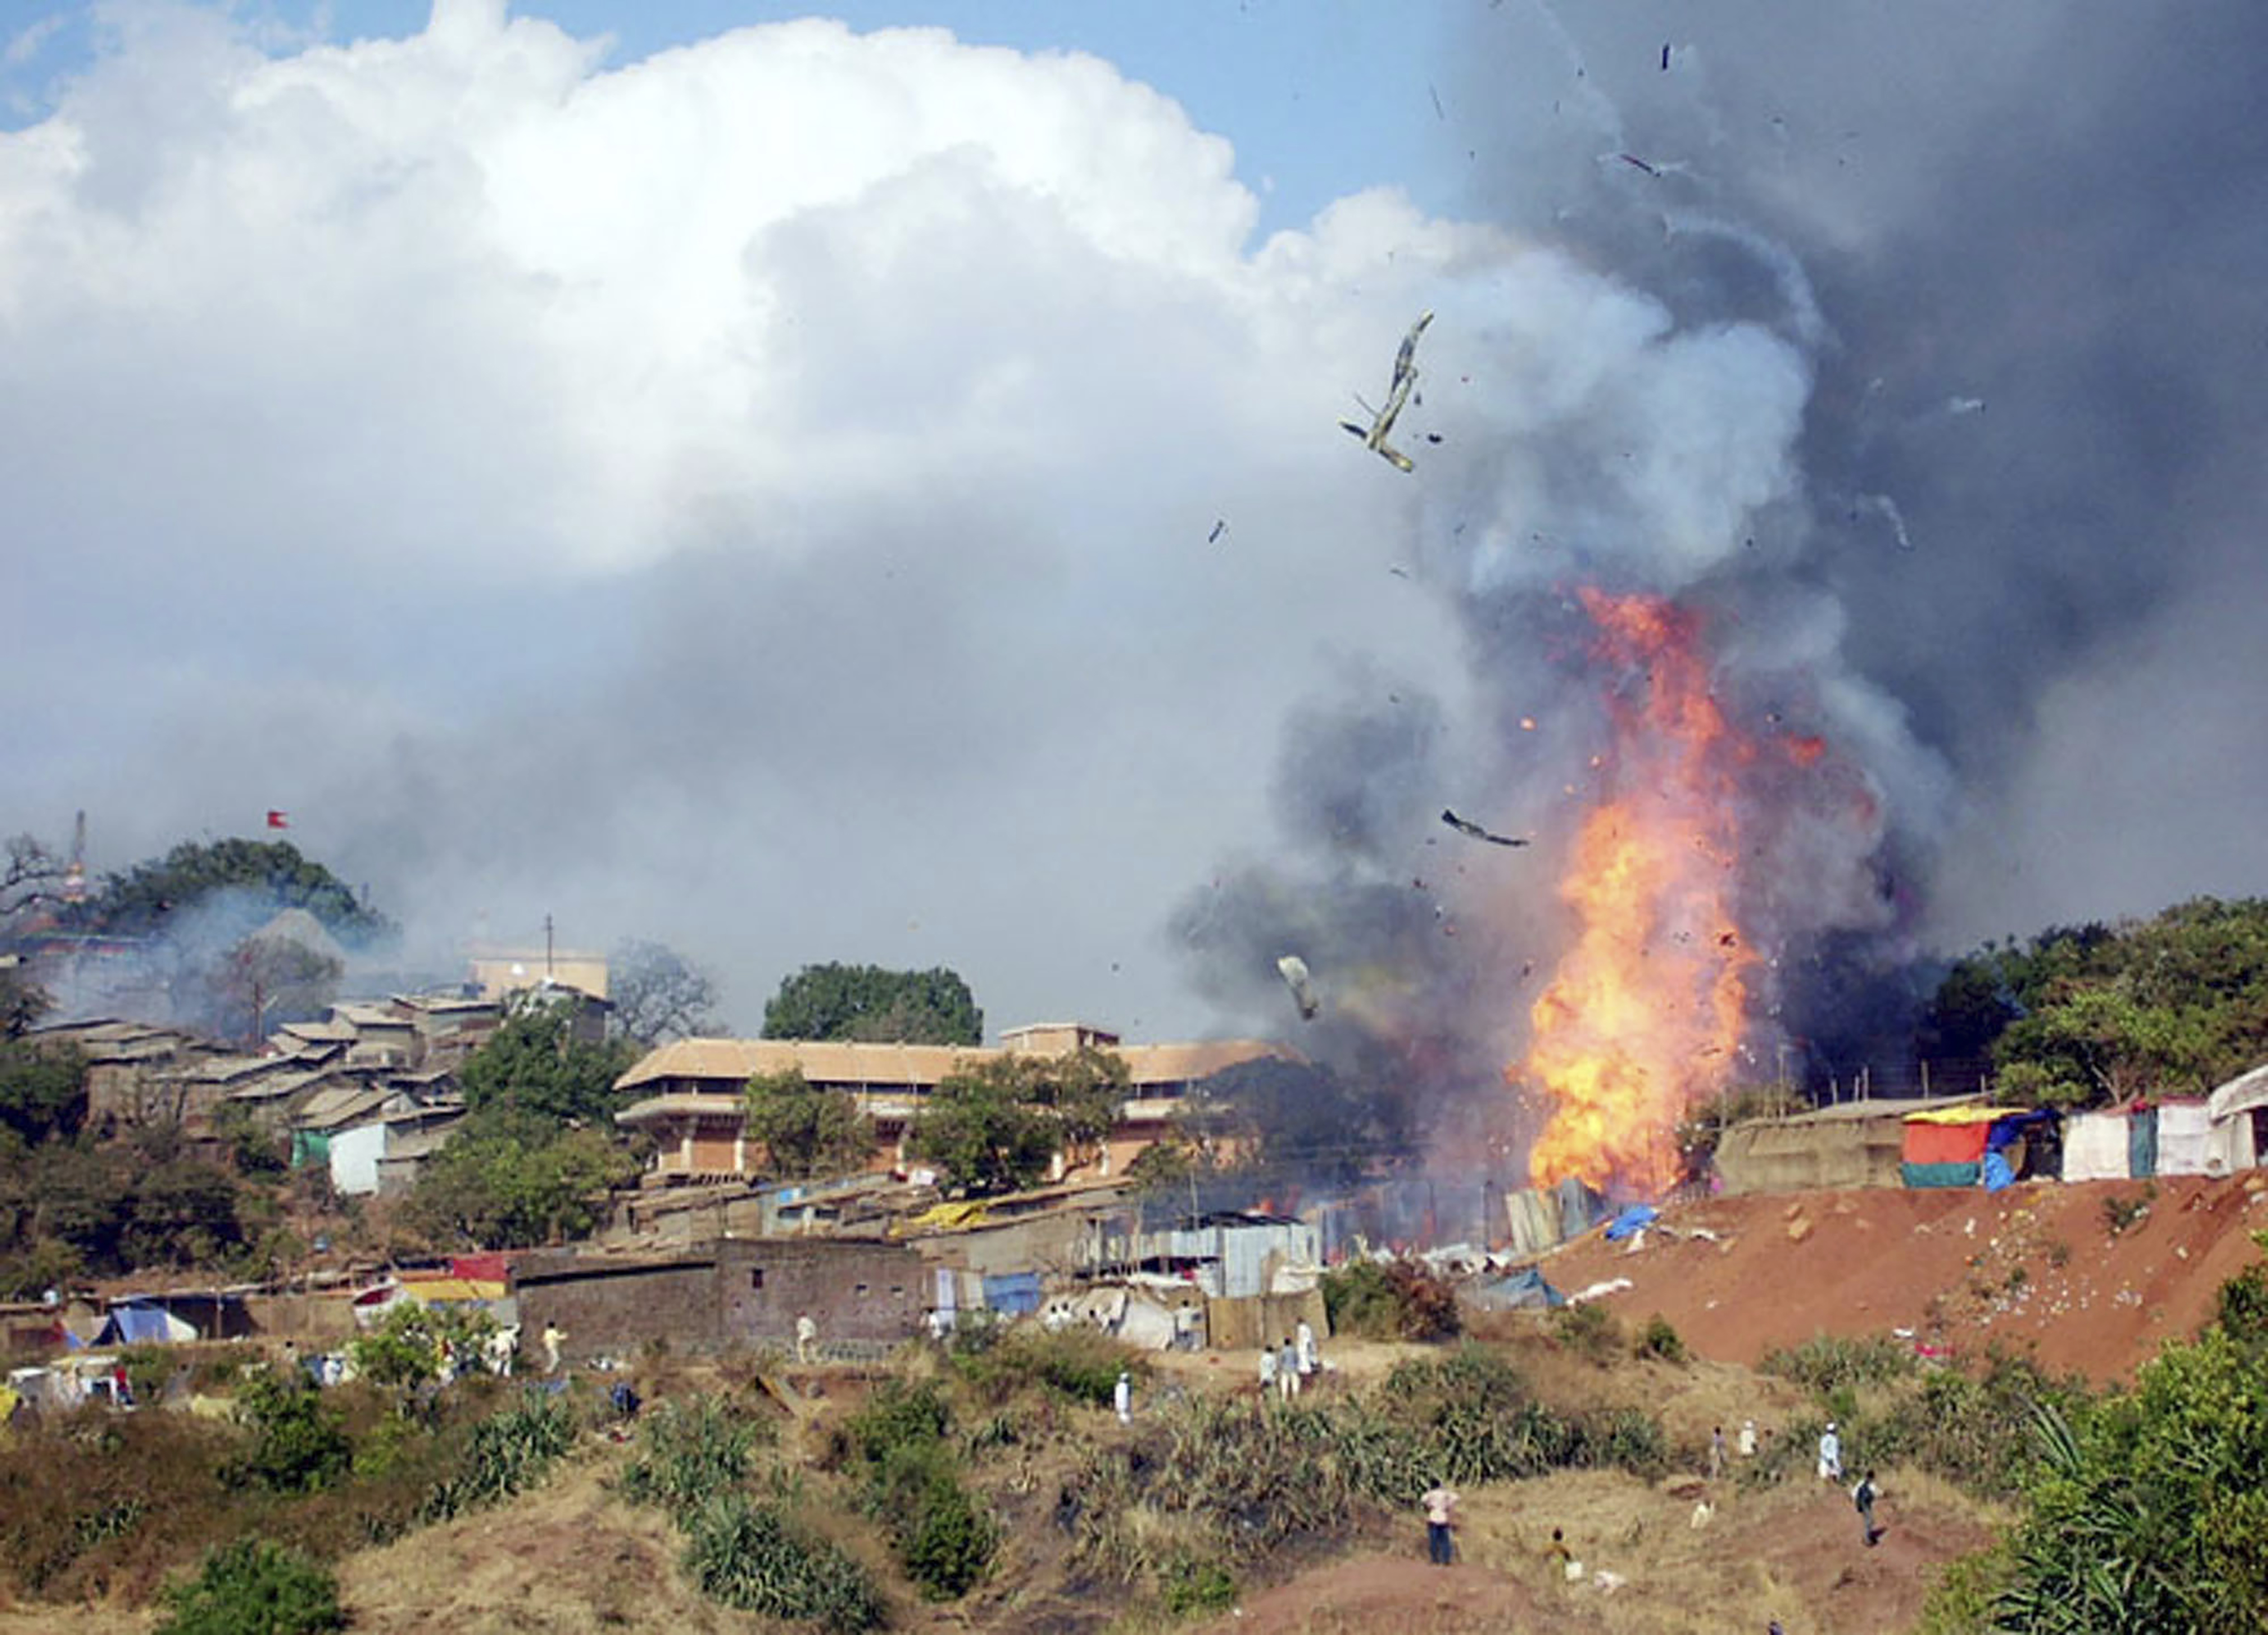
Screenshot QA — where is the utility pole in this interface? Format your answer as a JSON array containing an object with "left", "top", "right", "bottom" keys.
[{"left": 544, "top": 913, "right": 555, "bottom": 981}]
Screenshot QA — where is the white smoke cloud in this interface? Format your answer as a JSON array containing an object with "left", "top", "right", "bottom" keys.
[{"left": 3, "top": 2, "right": 1915, "bottom": 1049}]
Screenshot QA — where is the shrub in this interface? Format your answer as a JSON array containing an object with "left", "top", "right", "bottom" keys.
[
  {"left": 1759, "top": 1333, "right": 1916, "bottom": 1395},
  {"left": 952, "top": 1322, "right": 1134, "bottom": 1408},
  {"left": 1550, "top": 1301, "right": 1619, "bottom": 1365},
  {"left": 1634, "top": 1313, "right": 1686, "bottom": 1363},
  {"left": 230, "top": 1371, "right": 350, "bottom": 1495},
  {"left": 1320, "top": 1259, "right": 1460, "bottom": 1342},
  {"left": 617, "top": 1395, "right": 769, "bottom": 1514},
  {"left": 155, "top": 1539, "right": 343, "bottom": 1635},
  {"left": 1161, "top": 1554, "right": 1237, "bottom": 1616},
  {"left": 420, "top": 1390, "right": 576, "bottom": 1522},
  {"left": 681, "top": 1493, "right": 886, "bottom": 1634}
]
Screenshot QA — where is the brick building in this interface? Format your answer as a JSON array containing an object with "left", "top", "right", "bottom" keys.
[{"left": 511, "top": 1237, "right": 928, "bottom": 1359}]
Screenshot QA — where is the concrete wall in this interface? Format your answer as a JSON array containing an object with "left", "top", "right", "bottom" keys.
[{"left": 513, "top": 1238, "right": 928, "bottom": 1358}]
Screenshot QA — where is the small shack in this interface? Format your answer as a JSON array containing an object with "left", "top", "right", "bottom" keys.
[
  {"left": 1901, "top": 1106, "right": 2054, "bottom": 1189},
  {"left": 1715, "top": 1098, "right": 1961, "bottom": 1196}
]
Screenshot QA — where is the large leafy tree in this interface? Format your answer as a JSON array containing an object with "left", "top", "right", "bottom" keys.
[
  {"left": 0, "top": 1040, "right": 84, "bottom": 1146},
  {"left": 400, "top": 1118, "right": 640, "bottom": 1249},
  {"left": 89, "top": 838, "right": 395, "bottom": 947},
  {"left": 1926, "top": 900, "right": 2268, "bottom": 1108},
  {"left": 742, "top": 1067, "right": 875, "bottom": 1181},
  {"left": 905, "top": 1046, "right": 1129, "bottom": 1196},
  {"left": 459, "top": 997, "right": 641, "bottom": 1126},
  {"left": 609, "top": 938, "right": 723, "bottom": 1044},
  {"left": 762, "top": 963, "right": 982, "bottom": 1045},
  {"left": 907, "top": 1060, "right": 1061, "bottom": 1196}
]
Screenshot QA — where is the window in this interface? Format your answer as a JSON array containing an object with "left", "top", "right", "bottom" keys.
[
  {"left": 854, "top": 1282, "right": 869, "bottom": 1296},
  {"left": 749, "top": 1269, "right": 765, "bottom": 1289}
]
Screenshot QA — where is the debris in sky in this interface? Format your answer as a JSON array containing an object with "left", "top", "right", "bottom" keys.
[
  {"left": 1618, "top": 152, "right": 1661, "bottom": 177},
  {"left": 1423, "top": 432, "right": 1444, "bottom": 444},
  {"left": 265, "top": 810, "right": 289, "bottom": 829},
  {"left": 1207, "top": 519, "right": 1226, "bottom": 543},
  {"left": 1441, "top": 809, "right": 1531, "bottom": 847},
  {"left": 1660, "top": 41, "right": 1671, "bottom": 71},
  {"left": 1856, "top": 491, "right": 1916, "bottom": 551},
  {"left": 1275, "top": 954, "right": 1319, "bottom": 1020},
  {"left": 1338, "top": 310, "right": 1433, "bottom": 473},
  {"left": 1388, "top": 565, "right": 1410, "bottom": 578},
  {"left": 1428, "top": 81, "right": 1445, "bottom": 120},
  {"left": 1946, "top": 396, "right": 1987, "bottom": 415}
]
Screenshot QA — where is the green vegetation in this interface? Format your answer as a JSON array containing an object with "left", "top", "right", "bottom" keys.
[
  {"left": 949, "top": 1320, "right": 1132, "bottom": 1408},
  {"left": 88, "top": 838, "right": 394, "bottom": 947},
  {"left": 400, "top": 996, "right": 645, "bottom": 1249},
  {"left": 1929, "top": 897, "right": 2268, "bottom": 1108},
  {"left": 845, "top": 1379, "right": 999, "bottom": 1599},
  {"left": 155, "top": 1538, "right": 344, "bottom": 1635},
  {"left": 1321, "top": 1257, "right": 1461, "bottom": 1342},
  {"left": 617, "top": 1394, "right": 886, "bottom": 1634},
  {"left": 419, "top": 1391, "right": 577, "bottom": 1522},
  {"left": 1635, "top": 1312, "right": 1688, "bottom": 1363},
  {"left": 743, "top": 1066, "right": 876, "bottom": 1181},
  {"left": 763, "top": 961, "right": 983, "bottom": 1045},
  {"left": 907, "top": 1046, "right": 1129, "bottom": 1196},
  {"left": 1921, "top": 1234, "right": 2268, "bottom": 1632},
  {"left": 229, "top": 1370, "right": 352, "bottom": 1494}
]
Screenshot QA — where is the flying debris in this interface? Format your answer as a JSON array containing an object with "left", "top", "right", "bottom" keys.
[
  {"left": 1945, "top": 396, "right": 1987, "bottom": 415},
  {"left": 1660, "top": 41, "right": 1671, "bottom": 70},
  {"left": 1428, "top": 81, "right": 1445, "bottom": 120},
  {"left": 1441, "top": 809, "right": 1531, "bottom": 848},
  {"left": 1207, "top": 519, "right": 1226, "bottom": 543},
  {"left": 1338, "top": 310, "right": 1433, "bottom": 473},
  {"left": 1618, "top": 152, "right": 1662, "bottom": 177},
  {"left": 1275, "top": 954, "right": 1320, "bottom": 1021}
]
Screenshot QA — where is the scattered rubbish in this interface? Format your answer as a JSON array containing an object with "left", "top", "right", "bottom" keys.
[
  {"left": 1441, "top": 809, "right": 1531, "bottom": 847},
  {"left": 1275, "top": 955, "right": 1319, "bottom": 1021}
]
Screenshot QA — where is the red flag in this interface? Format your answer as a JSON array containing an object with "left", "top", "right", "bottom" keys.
[{"left": 265, "top": 810, "right": 289, "bottom": 829}]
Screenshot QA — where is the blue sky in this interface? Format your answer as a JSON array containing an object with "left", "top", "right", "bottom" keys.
[{"left": 2, "top": 0, "right": 1462, "bottom": 238}]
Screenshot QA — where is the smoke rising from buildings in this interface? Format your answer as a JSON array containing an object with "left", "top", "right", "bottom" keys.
[{"left": 5, "top": 3, "right": 2265, "bottom": 1130}]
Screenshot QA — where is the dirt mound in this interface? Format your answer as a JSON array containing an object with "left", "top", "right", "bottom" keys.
[{"left": 1539, "top": 1173, "right": 2268, "bottom": 1384}]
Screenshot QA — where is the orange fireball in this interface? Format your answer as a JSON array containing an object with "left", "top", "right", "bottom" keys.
[{"left": 1513, "top": 590, "right": 1757, "bottom": 1198}]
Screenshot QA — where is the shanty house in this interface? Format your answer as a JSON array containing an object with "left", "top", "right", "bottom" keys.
[
  {"left": 512, "top": 1238, "right": 927, "bottom": 1360},
  {"left": 1901, "top": 1105, "right": 2056, "bottom": 1189},
  {"left": 1713, "top": 1098, "right": 1973, "bottom": 1196}
]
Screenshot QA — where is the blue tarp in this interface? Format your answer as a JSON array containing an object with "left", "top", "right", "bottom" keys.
[
  {"left": 1981, "top": 1151, "right": 2016, "bottom": 1191},
  {"left": 982, "top": 1272, "right": 1042, "bottom": 1316},
  {"left": 1603, "top": 1204, "right": 1659, "bottom": 1241},
  {"left": 1468, "top": 1267, "right": 1564, "bottom": 1309},
  {"left": 93, "top": 1302, "right": 191, "bottom": 1346}
]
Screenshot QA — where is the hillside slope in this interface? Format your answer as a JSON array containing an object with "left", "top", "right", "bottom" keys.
[{"left": 1538, "top": 1173, "right": 2268, "bottom": 1383}]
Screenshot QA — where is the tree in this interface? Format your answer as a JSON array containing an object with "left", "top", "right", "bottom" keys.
[
  {"left": 0, "top": 1040, "right": 86, "bottom": 1146},
  {"left": 610, "top": 938, "right": 723, "bottom": 1044},
  {"left": 762, "top": 963, "right": 982, "bottom": 1045},
  {"left": 401, "top": 1115, "right": 641, "bottom": 1249},
  {"left": 208, "top": 932, "right": 343, "bottom": 1044},
  {"left": 0, "top": 962, "right": 51, "bottom": 1037},
  {"left": 90, "top": 837, "right": 395, "bottom": 947},
  {"left": 459, "top": 996, "right": 640, "bottom": 1126},
  {"left": 743, "top": 1067, "right": 875, "bottom": 1181},
  {"left": 0, "top": 832, "right": 68, "bottom": 937},
  {"left": 907, "top": 1059, "right": 1062, "bottom": 1196},
  {"left": 1986, "top": 1242, "right": 2268, "bottom": 1632}
]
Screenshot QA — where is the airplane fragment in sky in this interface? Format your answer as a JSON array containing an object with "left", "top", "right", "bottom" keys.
[
  {"left": 1339, "top": 310, "right": 1433, "bottom": 473},
  {"left": 1440, "top": 809, "right": 1531, "bottom": 847}
]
